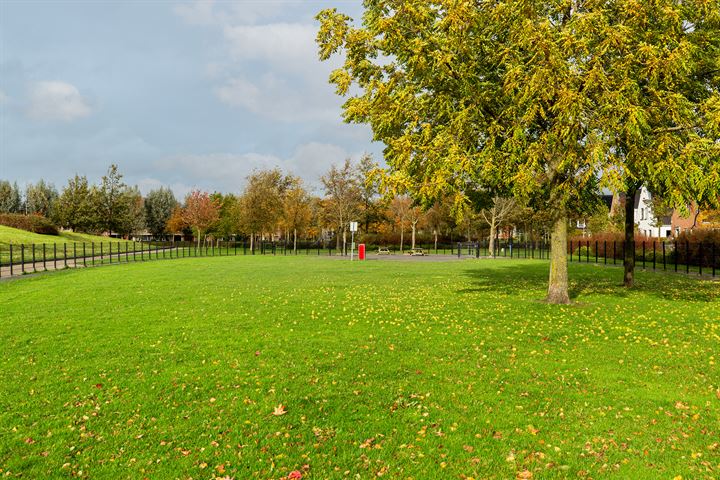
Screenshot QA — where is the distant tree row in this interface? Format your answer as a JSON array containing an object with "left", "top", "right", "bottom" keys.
[
  {"left": 0, "top": 166, "right": 174, "bottom": 238},
  {"left": 1, "top": 159, "right": 559, "bottom": 251}
]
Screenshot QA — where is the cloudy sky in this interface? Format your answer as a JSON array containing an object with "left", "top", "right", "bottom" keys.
[{"left": 0, "top": 0, "right": 378, "bottom": 197}]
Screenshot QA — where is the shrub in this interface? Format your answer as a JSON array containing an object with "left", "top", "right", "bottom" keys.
[{"left": 0, "top": 213, "right": 59, "bottom": 235}]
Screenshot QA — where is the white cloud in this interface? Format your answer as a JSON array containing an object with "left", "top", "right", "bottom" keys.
[
  {"left": 214, "top": 73, "right": 340, "bottom": 122},
  {"left": 154, "top": 142, "right": 365, "bottom": 194},
  {"left": 174, "top": 0, "right": 292, "bottom": 27},
  {"left": 173, "top": 0, "right": 218, "bottom": 26},
  {"left": 223, "top": 23, "right": 318, "bottom": 75},
  {"left": 26, "top": 81, "right": 92, "bottom": 121}
]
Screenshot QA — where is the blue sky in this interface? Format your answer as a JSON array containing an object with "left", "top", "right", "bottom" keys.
[{"left": 0, "top": 0, "right": 378, "bottom": 197}]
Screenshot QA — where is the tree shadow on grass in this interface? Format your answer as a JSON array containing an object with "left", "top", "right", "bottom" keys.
[{"left": 456, "top": 261, "right": 720, "bottom": 304}]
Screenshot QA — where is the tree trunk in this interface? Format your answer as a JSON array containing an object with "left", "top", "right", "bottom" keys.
[
  {"left": 547, "top": 215, "right": 570, "bottom": 304},
  {"left": 411, "top": 222, "right": 417, "bottom": 249},
  {"left": 624, "top": 185, "right": 638, "bottom": 287},
  {"left": 400, "top": 225, "right": 404, "bottom": 252},
  {"left": 489, "top": 222, "right": 496, "bottom": 258},
  {"left": 250, "top": 233, "right": 254, "bottom": 253},
  {"left": 434, "top": 230, "right": 438, "bottom": 251},
  {"left": 293, "top": 228, "right": 297, "bottom": 253},
  {"left": 336, "top": 228, "right": 341, "bottom": 252},
  {"left": 342, "top": 229, "right": 347, "bottom": 256}
]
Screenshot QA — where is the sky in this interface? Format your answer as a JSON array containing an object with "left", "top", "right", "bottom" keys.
[{"left": 0, "top": 0, "right": 379, "bottom": 197}]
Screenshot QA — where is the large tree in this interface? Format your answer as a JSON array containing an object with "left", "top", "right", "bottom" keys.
[
  {"left": 317, "top": 2, "right": 608, "bottom": 303},
  {"left": 145, "top": 187, "right": 177, "bottom": 239}
]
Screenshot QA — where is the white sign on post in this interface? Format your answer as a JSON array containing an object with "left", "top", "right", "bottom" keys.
[{"left": 349, "top": 222, "right": 358, "bottom": 260}]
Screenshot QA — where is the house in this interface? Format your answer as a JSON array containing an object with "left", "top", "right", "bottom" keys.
[
  {"left": 612, "top": 186, "right": 697, "bottom": 238},
  {"left": 634, "top": 187, "right": 672, "bottom": 238}
]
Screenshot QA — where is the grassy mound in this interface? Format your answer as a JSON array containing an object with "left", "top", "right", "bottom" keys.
[{"left": 0, "top": 214, "right": 59, "bottom": 235}]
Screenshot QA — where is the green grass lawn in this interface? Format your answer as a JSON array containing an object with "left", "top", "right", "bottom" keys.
[{"left": 1, "top": 257, "right": 718, "bottom": 479}]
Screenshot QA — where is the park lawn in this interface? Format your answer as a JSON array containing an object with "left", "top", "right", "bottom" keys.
[{"left": 0, "top": 257, "right": 718, "bottom": 479}]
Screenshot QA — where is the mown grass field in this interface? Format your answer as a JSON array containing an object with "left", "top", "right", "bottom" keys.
[{"left": 1, "top": 256, "right": 719, "bottom": 479}]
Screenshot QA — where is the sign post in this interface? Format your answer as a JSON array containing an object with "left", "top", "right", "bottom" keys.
[{"left": 349, "top": 221, "right": 358, "bottom": 260}]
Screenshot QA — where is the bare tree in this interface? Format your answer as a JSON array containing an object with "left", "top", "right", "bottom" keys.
[
  {"left": 480, "top": 196, "right": 517, "bottom": 257},
  {"left": 425, "top": 201, "right": 450, "bottom": 251},
  {"left": 408, "top": 205, "right": 424, "bottom": 249},
  {"left": 321, "top": 159, "right": 362, "bottom": 254},
  {"left": 356, "top": 154, "right": 382, "bottom": 233},
  {"left": 390, "top": 196, "right": 411, "bottom": 252}
]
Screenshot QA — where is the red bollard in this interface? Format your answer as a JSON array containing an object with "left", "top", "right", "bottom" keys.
[{"left": 358, "top": 243, "right": 366, "bottom": 260}]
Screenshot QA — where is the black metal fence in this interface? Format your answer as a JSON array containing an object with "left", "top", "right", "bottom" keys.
[{"left": 0, "top": 238, "right": 716, "bottom": 278}]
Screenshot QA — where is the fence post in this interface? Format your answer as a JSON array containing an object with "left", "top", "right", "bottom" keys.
[
  {"left": 699, "top": 242, "right": 703, "bottom": 276},
  {"left": 642, "top": 241, "right": 645, "bottom": 269},
  {"left": 32, "top": 244, "right": 36, "bottom": 272},
  {"left": 613, "top": 241, "right": 616, "bottom": 265},
  {"left": 92, "top": 242, "right": 95, "bottom": 266},
  {"left": 83, "top": 243, "right": 87, "bottom": 267},
  {"left": 603, "top": 241, "right": 606, "bottom": 264},
  {"left": 64, "top": 243, "right": 67, "bottom": 268},
  {"left": 43, "top": 243, "right": 46, "bottom": 271},
  {"left": 674, "top": 241, "right": 678, "bottom": 272},
  {"left": 686, "top": 241, "right": 690, "bottom": 274},
  {"left": 100, "top": 242, "right": 103, "bottom": 264},
  {"left": 54, "top": 243, "right": 57, "bottom": 270},
  {"left": 9, "top": 244, "right": 13, "bottom": 276},
  {"left": 586, "top": 240, "right": 589, "bottom": 263},
  {"left": 652, "top": 242, "right": 656, "bottom": 270},
  {"left": 21, "top": 244, "right": 25, "bottom": 274},
  {"left": 662, "top": 242, "right": 666, "bottom": 270}
]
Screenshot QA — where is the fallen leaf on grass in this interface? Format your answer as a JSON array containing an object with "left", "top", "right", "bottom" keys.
[{"left": 273, "top": 404, "right": 287, "bottom": 416}]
